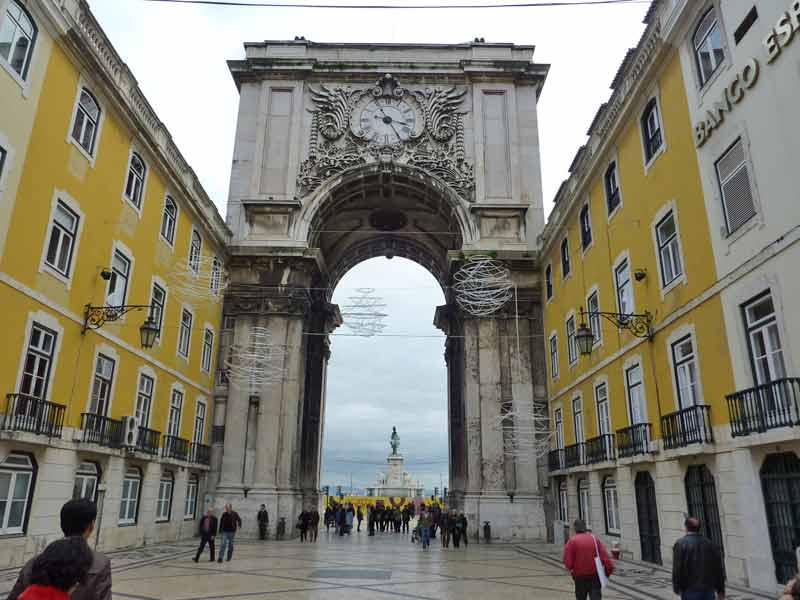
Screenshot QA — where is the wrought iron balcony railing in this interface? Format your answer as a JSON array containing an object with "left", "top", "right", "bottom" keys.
[
  {"left": 81, "top": 413, "right": 124, "bottom": 448},
  {"left": 2, "top": 394, "right": 66, "bottom": 438},
  {"left": 548, "top": 449, "right": 565, "bottom": 472},
  {"left": 162, "top": 435, "right": 190, "bottom": 461},
  {"left": 135, "top": 427, "right": 161, "bottom": 455},
  {"left": 616, "top": 423, "right": 652, "bottom": 458},
  {"left": 189, "top": 442, "right": 211, "bottom": 465},
  {"left": 727, "top": 378, "right": 800, "bottom": 437},
  {"left": 564, "top": 442, "right": 585, "bottom": 469},
  {"left": 661, "top": 404, "right": 714, "bottom": 450},
  {"left": 585, "top": 434, "right": 616, "bottom": 464}
]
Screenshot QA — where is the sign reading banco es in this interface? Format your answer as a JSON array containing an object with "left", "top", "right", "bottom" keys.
[{"left": 694, "top": 1, "right": 800, "bottom": 147}]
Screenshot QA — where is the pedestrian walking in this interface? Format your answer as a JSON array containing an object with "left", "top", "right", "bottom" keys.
[
  {"left": 418, "top": 508, "right": 432, "bottom": 551},
  {"left": 324, "top": 506, "right": 333, "bottom": 532},
  {"left": 310, "top": 509, "right": 320, "bottom": 542},
  {"left": 452, "top": 511, "right": 464, "bottom": 548},
  {"left": 563, "top": 519, "right": 614, "bottom": 600},
  {"left": 672, "top": 517, "right": 725, "bottom": 600},
  {"left": 194, "top": 508, "right": 218, "bottom": 562},
  {"left": 16, "top": 537, "right": 94, "bottom": 600},
  {"left": 440, "top": 510, "right": 451, "bottom": 548},
  {"left": 257, "top": 504, "right": 269, "bottom": 540},
  {"left": 345, "top": 504, "right": 354, "bottom": 535},
  {"left": 8, "top": 498, "right": 112, "bottom": 600},
  {"left": 218, "top": 504, "right": 242, "bottom": 563},
  {"left": 297, "top": 511, "right": 309, "bottom": 542},
  {"left": 402, "top": 507, "right": 411, "bottom": 534},
  {"left": 457, "top": 512, "right": 468, "bottom": 547},
  {"left": 357, "top": 507, "right": 363, "bottom": 532}
]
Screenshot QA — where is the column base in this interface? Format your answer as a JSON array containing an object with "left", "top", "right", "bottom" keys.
[
  {"left": 212, "top": 485, "right": 303, "bottom": 539},
  {"left": 452, "top": 491, "right": 546, "bottom": 542}
]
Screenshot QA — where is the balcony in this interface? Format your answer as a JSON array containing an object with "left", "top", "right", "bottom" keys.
[
  {"left": 81, "top": 413, "right": 123, "bottom": 448},
  {"left": 727, "top": 378, "right": 800, "bottom": 437},
  {"left": 548, "top": 449, "right": 565, "bottom": 472},
  {"left": 661, "top": 405, "right": 714, "bottom": 450},
  {"left": 585, "top": 434, "right": 616, "bottom": 464},
  {"left": 189, "top": 442, "right": 211, "bottom": 465},
  {"left": 162, "top": 435, "right": 190, "bottom": 461},
  {"left": 135, "top": 427, "right": 161, "bottom": 455},
  {"left": 564, "top": 443, "right": 585, "bottom": 469},
  {"left": 2, "top": 394, "right": 65, "bottom": 438},
  {"left": 616, "top": 423, "right": 652, "bottom": 458}
]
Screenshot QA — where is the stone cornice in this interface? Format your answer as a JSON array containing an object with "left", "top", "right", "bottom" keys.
[{"left": 52, "top": 0, "right": 231, "bottom": 252}]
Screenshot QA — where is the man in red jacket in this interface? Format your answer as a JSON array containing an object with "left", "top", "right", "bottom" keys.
[{"left": 562, "top": 519, "right": 615, "bottom": 600}]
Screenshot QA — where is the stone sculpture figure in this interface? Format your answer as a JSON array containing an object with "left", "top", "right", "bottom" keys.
[{"left": 390, "top": 426, "right": 400, "bottom": 456}]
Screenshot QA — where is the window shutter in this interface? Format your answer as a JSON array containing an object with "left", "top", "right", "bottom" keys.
[{"left": 717, "top": 139, "right": 755, "bottom": 234}]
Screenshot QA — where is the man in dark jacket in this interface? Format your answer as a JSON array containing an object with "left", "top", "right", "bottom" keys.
[
  {"left": 563, "top": 519, "right": 614, "bottom": 600},
  {"left": 8, "top": 499, "right": 111, "bottom": 600},
  {"left": 672, "top": 517, "right": 725, "bottom": 600},
  {"left": 194, "top": 507, "right": 218, "bottom": 562},
  {"left": 257, "top": 505, "right": 269, "bottom": 540},
  {"left": 218, "top": 503, "right": 242, "bottom": 563}
]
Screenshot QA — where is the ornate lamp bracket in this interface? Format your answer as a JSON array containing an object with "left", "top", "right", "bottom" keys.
[
  {"left": 580, "top": 308, "right": 653, "bottom": 340},
  {"left": 82, "top": 304, "right": 152, "bottom": 333}
]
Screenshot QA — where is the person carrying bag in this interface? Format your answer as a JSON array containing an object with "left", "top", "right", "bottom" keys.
[{"left": 563, "top": 519, "right": 615, "bottom": 600}]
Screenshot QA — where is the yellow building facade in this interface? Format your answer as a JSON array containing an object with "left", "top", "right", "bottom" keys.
[
  {"left": 540, "top": 0, "right": 747, "bottom": 583},
  {"left": 0, "top": 0, "right": 229, "bottom": 565}
]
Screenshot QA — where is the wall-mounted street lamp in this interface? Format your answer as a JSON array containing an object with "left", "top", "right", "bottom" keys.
[
  {"left": 575, "top": 307, "right": 653, "bottom": 357},
  {"left": 83, "top": 304, "right": 159, "bottom": 349}
]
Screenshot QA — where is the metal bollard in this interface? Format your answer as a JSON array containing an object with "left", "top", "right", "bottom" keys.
[
  {"left": 483, "top": 521, "right": 491, "bottom": 543},
  {"left": 277, "top": 517, "right": 286, "bottom": 540}
]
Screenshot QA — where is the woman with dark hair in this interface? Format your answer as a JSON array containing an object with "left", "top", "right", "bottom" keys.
[{"left": 20, "top": 537, "right": 93, "bottom": 600}]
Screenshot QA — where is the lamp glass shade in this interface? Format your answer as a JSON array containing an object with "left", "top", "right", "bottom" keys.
[
  {"left": 575, "top": 323, "right": 595, "bottom": 356},
  {"left": 139, "top": 317, "right": 159, "bottom": 349}
]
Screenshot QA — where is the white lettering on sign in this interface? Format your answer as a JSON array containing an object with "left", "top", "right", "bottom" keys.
[{"left": 694, "top": 1, "right": 798, "bottom": 147}]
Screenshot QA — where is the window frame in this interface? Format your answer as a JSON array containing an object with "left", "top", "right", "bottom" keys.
[
  {"left": 654, "top": 208, "right": 684, "bottom": 291},
  {"left": 0, "top": 452, "right": 37, "bottom": 535},
  {"left": 72, "top": 461, "right": 100, "bottom": 502},
  {"left": 39, "top": 192, "right": 84, "bottom": 287},
  {"left": 671, "top": 334, "right": 701, "bottom": 409},
  {"left": 558, "top": 479, "right": 568, "bottom": 522},
  {"left": 693, "top": 7, "right": 725, "bottom": 87},
  {"left": 167, "top": 387, "right": 184, "bottom": 438},
  {"left": 604, "top": 160, "right": 622, "bottom": 217},
  {"left": 572, "top": 395, "right": 584, "bottom": 445},
  {"left": 566, "top": 314, "right": 577, "bottom": 366},
  {"left": 122, "top": 151, "right": 147, "bottom": 212},
  {"left": 560, "top": 237, "right": 571, "bottom": 279},
  {"left": 595, "top": 380, "right": 612, "bottom": 436},
  {"left": 188, "top": 230, "right": 202, "bottom": 274},
  {"left": 742, "top": 290, "right": 786, "bottom": 386},
  {"left": 160, "top": 195, "right": 178, "bottom": 247},
  {"left": 106, "top": 246, "right": 132, "bottom": 308},
  {"left": 193, "top": 400, "right": 206, "bottom": 446},
  {"left": 0, "top": 0, "right": 38, "bottom": 83},
  {"left": 549, "top": 333, "right": 559, "bottom": 380},
  {"left": 88, "top": 353, "right": 116, "bottom": 417},
  {"left": 554, "top": 407, "right": 564, "bottom": 450},
  {"left": 602, "top": 476, "right": 621, "bottom": 535},
  {"left": 0, "top": 144, "right": 8, "bottom": 188},
  {"left": 201, "top": 328, "right": 214, "bottom": 373},
  {"left": 625, "top": 361, "right": 648, "bottom": 425},
  {"left": 184, "top": 475, "right": 199, "bottom": 520},
  {"left": 579, "top": 203, "right": 593, "bottom": 252},
  {"left": 640, "top": 97, "right": 664, "bottom": 168},
  {"left": 118, "top": 467, "right": 142, "bottom": 526},
  {"left": 68, "top": 87, "right": 102, "bottom": 161},
  {"left": 149, "top": 281, "right": 167, "bottom": 341},
  {"left": 586, "top": 288, "right": 602, "bottom": 347},
  {"left": 716, "top": 137, "right": 757, "bottom": 237},
  {"left": 614, "top": 256, "right": 635, "bottom": 316},
  {"left": 135, "top": 372, "right": 154, "bottom": 429},
  {"left": 155, "top": 472, "right": 174, "bottom": 523},
  {"left": 43, "top": 200, "right": 80, "bottom": 279},
  {"left": 544, "top": 263, "right": 553, "bottom": 302},
  {"left": 18, "top": 322, "right": 57, "bottom": 400},
  {"left": 177, "top": 307, "right": 193, "bottom": 359},
  {"left": 577, "top": 479, "right": 590, "bottom": 527}
]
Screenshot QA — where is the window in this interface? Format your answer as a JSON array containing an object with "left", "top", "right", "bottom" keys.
[
  {"left": 89, "top": 355, "right": 115, "bottom": 416},
  {"left": 193, "top": 402, "right": 206, "bottom": 446},
  {"left": 0, "top": 453, "right": 35, "bottom": 534},
  {"left": 566, "top": 316, "right": 577, "bottom": 365},
  {"left": 71, "top": 89, "right": 100, "bottom": 155},
  {"left": 160, "top": 196, "right": 177, "bottom": 245},
  {"left": 0, "top": 145, "right": 6, "bottom": 179},
  {"left": 626, "top": 363, "right": 647, "bottom": 425},
  {"left": 641, "top": 99, "right": 663, "bottom": 164},
  {"left": 596, "top": 382, "right": 612, "bottom": 444},
  {"left": 615, "top": 258, "right": 633, "bottom": 315},
  {"left": 211, "top": 257, "right": 223, "bottom": 294},
  {"left": 106, "top": 250, "right": 131, "bottom": 307},
  {"left": 604, "top": 162, "right": 621, "bottom": 214},
  {"left": 579, "top": 204, "right": 592, "bottom": 250},
  {"left": 189, "top": 231, "right": 201, "bottom": 273},
  {"left": 603, "top": 477, "right": 620, "bottom": 534},
  {"left": 44, "top": 201, "right": 79, "bottom": 278},
  {"left": 716, "top": 138, "right": 756, "bottom": 235},
  {"left": 545, "top": 264, "right": 553, "bottom": 301},
  {"left": 167, "top": 389, "right": 183, "bottom": 438},
  {"left": 573, "top": 396, "right": 584, "bottom": 447},
  {"left": 19, "top": 323, "right": 57, "bottom": 399},
  {"left": 72, "top": 462, "right": 98, "bottom": 501},
  {"left": 0, "top": 1, "right": 37, "bottom": 79},
  {"left": 135, "top": 374, "right": 154, "bottom": 428},
  {"left": 150, "top": 283, "right": 166, "bottom": 339},
  {"left": 694, "top": 8, "right": 724, "bottom": 85},
  {"left": 554, "top": 408, "right": 564, "bottom": 450},
  {"left": 560, "top": 238, "right": 571, "bottom": 278},
  {"left": 549, "top": 334, "right": 559, "bottom": 379},
  {"left": 184, "top": 475, "right": 198, "bottom": 519},
  {"left": 558, "top": 479, "right": 568, "bottom": 522},
  {"left": 119, "top": 467, "right": 141, "bottom": 525},
  {"left": 656, "top": 211, "right": 683, "bottom": 287},
  {"left": 201, "top": 330, "right": 213, "bottom": 373},
  {"left": 178, "top": 309, "right": 192, "bottom": 357},
  {"left": 587, "top": 291, "right": 602, "bottom": 345},
  {"left": 155, "top": 472, "right": 173, "bottom": 522},
  {"left": 124, "top": 152, "right": 146, "bottom": 209},
  {"left": 743, "top": 292, "right": 786, "bottom": 385},
  {"left": 672, "top": 336, "right": 700, "bottom": 408},
  {"left": 578, "top": 479, "right": 590, "bottom": 526}
]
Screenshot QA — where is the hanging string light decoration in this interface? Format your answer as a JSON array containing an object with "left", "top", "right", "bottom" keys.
[
  {"left": 224, "top": 326, "right": 286, "bottom": 392},
  {"left": 452, "top": 255, "right": 513, "bottom": 317},
  {"left": 493, "top": 400, "right": 553, "bottom": 463},
  {"left": 339, "top": 288, "right": 388, "bottom": 337},
  {"left": 168, "top": 256, "right": 228, "bottom": 300}
]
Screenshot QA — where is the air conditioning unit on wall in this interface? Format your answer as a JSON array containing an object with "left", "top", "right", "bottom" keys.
[{"left": 122, "top": 416, "right": 139, "bottom": 449}]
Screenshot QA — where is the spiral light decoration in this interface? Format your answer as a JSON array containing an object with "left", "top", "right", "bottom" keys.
[
  {"left": 452, "top": 255, "right": 513, "bottom": 317},
  {"left": 493, "top": 401, "right": 554, "bottom": 463},
  {"left": 339, "top": 288, "right": 388, "bottom": 337},
  {"left": 168, "top": 256, "right": 228, "bottom": 300},
  {"left": 224, "top": 327, "right": 286, "bottom": 392}
]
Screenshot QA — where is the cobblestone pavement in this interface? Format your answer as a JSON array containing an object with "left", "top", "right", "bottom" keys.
[{"left": 0, "top": 533, "right": 779, "bottom": 600}]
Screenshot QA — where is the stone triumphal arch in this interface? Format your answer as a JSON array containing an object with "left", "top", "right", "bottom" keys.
[{"left": 210, "top": 40, "right": 550, "bottom": 539}]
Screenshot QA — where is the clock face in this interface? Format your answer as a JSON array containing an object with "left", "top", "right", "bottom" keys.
[{"left": 358, "top": 97, "right": 418, "bottom": 144}]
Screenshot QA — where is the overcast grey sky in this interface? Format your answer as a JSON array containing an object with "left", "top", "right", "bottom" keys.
[{"left": 88, "top": 0, "right": 649, "bottom": 491}]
